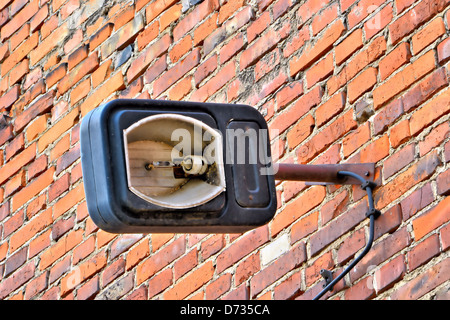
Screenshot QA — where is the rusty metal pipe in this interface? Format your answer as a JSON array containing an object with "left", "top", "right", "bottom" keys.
[{"left": 274, "top": 163, "right": 375, "bottom": 185}]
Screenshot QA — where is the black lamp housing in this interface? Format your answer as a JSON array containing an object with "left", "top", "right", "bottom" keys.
[{"left": 80, "top": 99, "right": 277, "bottom": 233}]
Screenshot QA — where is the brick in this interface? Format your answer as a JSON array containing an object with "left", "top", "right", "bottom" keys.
[
  {"left": 437, "top": 38, "right": 450, "bottom": 64},
  {"left": 191, "top": 61, "right": 235, "bottom": 102},
  {"left": 220, "top": 32, "right": 244, "bottom": 64},
  {"left": 409, "top": 88, "right": 450, "bottom": 135},
  {"left": 413, "top": 196, "right": 450, "bottom": 240},
  {"left": 9, "top": 208, "right": 52, "bottom": 253},
  {"left": 373, "top": 50, "right": 436, "bottom": 109},
  {"left": 337, "top": 228, "right": 366, "bottom": 265},
  {"left": 148, "top": 269, "right": 172, "bottom": 298},
  {"left": 247, "top": 11, "right": 270, "bottom": 43},
  {"left": 408, "top": 234, "right": 440, "bottom": 271},
  {"left": 12, "top": 167, "right": 55, "bottom": 211},
  {"left": 28, "top": 155, "right": 48, "bottom": 181},
  {"left": 102, "top": 258, "right": 125, "bottom": 286},
  {"left": 240, "top": 24, "right": 290, "bottom": 71},
  {"left": 126, "top": 240, "right": 149, "bottom": 270},
  {"left": 283, "top": 26, "right": 310, "bottom": 58},
  {"left": 68, "top": 45, "right": 89, "bottom": 71},
  {"left": 160, "top": 4, "right": 182, "bottom": 31},
  {"left": 0, "top": 85, "right": 20, "bottom": 110},
  {"left": 1, "top": 0, "right": 38, "bottom": 40},
  {"left": 312, "top": 2, "right": 338, "bottom": 35},
  {"left": 48, "top": 173, "right": 70, "bottom": 203},
  {"left": 136, "top": 236, "right": 185, "bottom": 284},
  {"left": 30, "top": 22, "right": 69, "bottom": 65},
  {"left": 310, "top": 198, "right": 368, "bottom": 257},
  {"left": 373, "top": 99, "right": 404, "bottom": 135},
  {"left": 172, "top": 0, "right": 219, "bottom": 41},
  {"left": 286, "top": 114, "right": 314, "bottom": 150},
  {"left": 38, "top": 107, "right": 79, "bottom": 153},
  {"left": 297, "top": 0, "right": 331, "bottom": 25},
  {"left": 57, "top": 53, "right": 99, "bottom": 95},
  {"left": 145, "top": 0, "right": 178, "bottom": 23},
  {"left": 316, "top": 91, "right": 346, "bottom": 128},
  {"left": 412, "top": 17, "right": 446, "bottom": 55},
  {"left": 389, "top": 119, "right": 410, "bottom": 148},
  {"left": 275, "top": 80, "right": 303, "bottom": 111},
  {"left": 70, "top": 78, "right": 91, "bottom": 105},
  {"left": 0, "top": 262, "right": 35, "bottom": 300},
  {"left": 101, "top": 14, "right": 144, "bottom": 58},
  {"left": 169, "top": 36, "right": 191, "bottom": 64},
  {"left": 269, "top": 86, "right": 322, "bottom": 136},
  {"left": 389, "top": 0, "right": 448, "bottom": 45},
  {"left": 306, "top": 53, "right": 333, "bottom": 88},
  {"left": 271, "top": 186, "right": 325, "bottom": 236},
  {"left": 437, "top": 169, "right": 450, "bottom": 196},
  {"left": 174, "top": 249, "right": 198, "bottom": 280},
  {"left": 4, "top": 170, "right": 26, "bottom": 197},
  {"left": 2, "top": 31, "right": 38, "bottom": 76},
  {"left": 297, "top": 110, "right": 356, "bottom": 164},
  {"left": 347, "top": 0, "right": 384, "bottom": 29},
  {"left": 379, "top": 42, "right": 412, "bottom": 81},
  {"left": 321, "top": 189, "right": 350, "bottom": 225},
  {"left": 60, "top": 250, "right": 106, "bottom": 295},
  {"left": 3, "top": 209, "right": 24, "bottom": 238},
  {"left": 219, "top": 0, "right": 244, "bottom": 24},
  {"left": 290, "top": 19, "right": 345, "bottom": 76},
  {"left": 0, "top": 142, "right": 36, "bottom": 185},
  {"left": 335, "top": 29, "right": 363, "bottom": 65},
  {"left": 441, "top": 223, "right": 450, "bottom": 251},
  {"left": 10, "top": 23, "right": 29, "bottom": 51},
  {"left": 419, "top": 121, "right": 449, "bottom": 156},
  {"left": 80, "top": 71, "right": 125, "bottom": 116},
  {"left": 383, "top": 143, "right": 416, "bottom": 179},
  {"left": 163, "top": 261, "right": 214, "bottom": 300},
  {"left": 89, "top": 23, "right": 113, "bottom": 51},
  {"left": 53, "top": 182, "right": 85, "bottom": 219},
  {"left": 194, "top": 54, "right": 217, "bottom": 87},
  {"left": 375, "top": 151, "right": 441, "bottom": 209},
  {"left": 400, "top": 183, "right": 433, "bottom": 220},
  {"left": 9, "top": 58, "right": 29, "bottom": 86},
  {"left": 342, "top": 122, "right": 370, "bottom": 158},
  {"left": 255, "top": 49, "right": 281, "bottom": 82},
  {"left": 194, "top": 12, "right": 218, "bottom": 46},
  {"left": 374, "top": 254, "right": 406, "bottom": 293},
  {"left": 216, "top": 226, "right": 269, "bottom": 273},
  {"left": 391, "top": 257, "right": 449, "bottom": 300},
  {"left": 46, "top": 63, "right": 68, "bottom": 89},
  {"left": 348, "top": 67, "right": 377, "bottom": 103},
  {"left": 235, "top": 253, "right": 260, "bottom": 286},
  {"left": 250, "top": 242, "right": 306, "bottom": 298},
  {"left": 364, "top": 3, "right": 393, "bottom": 39},
  {"left": 30, "top": 4, "right": 48, "bottom": 32},
  {"left": 153, "top": 48, "right": 200, "bottom": 97}
]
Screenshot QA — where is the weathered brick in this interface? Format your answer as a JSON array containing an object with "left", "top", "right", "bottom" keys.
[
  {"left": 53, "top": 182, "right": 85, "bottom": 219},
  {"left": 374, "top": 254, "right": 406, "bottom": 293},
  {"left": 290, "top": 19, "right": 345, "bottom": 76},
  {"left": 80, "top": 71, "right": 125, "bottom": 116},
  {"left": 335, "top": 29, "right": 363, "bottom": 65},
  {"left": 30, "top": 22, "right": 69, "bottom": 65},
  {"left": 0, "top": 85, "right": 20, "bottom": 110},
  {"left": 163, "top": 261, "right": 214, "bottom": 300},
  {"left": 128, "top": 34, "right": 171, "bottom": 83},
  {"left": 250, "top": 242, "right": 306, "bottom": 298},
  {"left": 0, "top": 142, "right": 36, "bottom": 185},
  {"left": 297, "top": 109, "right": 356, "bottom": 164},
  {"left": 101, "top": 14, "right": 144, "bottom": 58},
  {"left": 379, "top": 42, "right": 411, "bottom": 81},
  {"left": 0, "top": 262, "right": 35, "bottom": 300},
  {"left": 191, "top": 61, "right": 235, "bottom": 102},
  {"left": 411, "top": 17, "right": 446, "bottom": 55},
  {"left": 391, "top": 258, "right": 449, "bottom": 300},
  {"left": 407, "top": 234, "right": 440, "bottom": 271},
  {"left": 57, "top": 53, "right": 99, "bottom": 95},
  {"left": 136, "top": 236, "right": 185, "bottom": 285},
  {"left": 373, "top": 50, "right": 436, "bottom": 109},
  {"left": 305, "top": 53, "right": 333, "bottom": 88},
  {"left": 240, "top": 24, "right": 290, "bottom": 71},
  {"left": 409, "top": 88, "right": 450, "bottom": 136},
  {"left": 2, "top": 31, "right": 38, "bottom": 76},
  {"left": 413, "top": 196, "right": 450, "bottom": 240},
  {"left": 375, "top": 151, "right": 441, "bottom": 209},
  {"left": 89, "top": 23, "right": 113, "bottom": 51},
  {"left": 216, "top": 226, "right": 269, "bottom": 273},
  {"left": 153, "top": 48, "right": 200, "bottom": 97},
  {"left": 1, "top": 0, "right": 38, "bottom": 40},
  {"left": 389, "top": 0, "right": 448, "bottom": 45}
]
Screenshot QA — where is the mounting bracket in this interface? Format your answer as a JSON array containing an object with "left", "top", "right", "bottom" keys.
[
  {"left": 320, "top": 269, "right": 334, "bottom": 291},
  {"left": 274, "top": 163, "right": 375, "bottom": 185}
]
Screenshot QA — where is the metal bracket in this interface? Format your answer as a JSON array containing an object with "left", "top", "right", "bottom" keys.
[
  {"left": 320, "top": 269, "right": 334, "bottom": 290},
  {"left": 274, "top": 163, "right": 376, "bottom": 185}
]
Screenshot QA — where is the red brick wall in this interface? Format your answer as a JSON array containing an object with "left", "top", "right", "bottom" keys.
[{"left": 0, "top": 0, "right": 449, "bottom": 300}]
